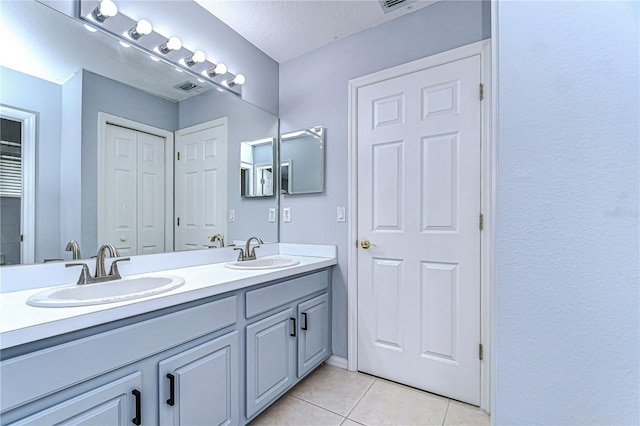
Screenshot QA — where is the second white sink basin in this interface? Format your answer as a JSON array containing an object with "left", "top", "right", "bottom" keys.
[
  {"left": 27, "top": 276, "right": 185, "bottom": 307},
  {"left": 225, "top": 257, "right": 300, "bottom": 270}
]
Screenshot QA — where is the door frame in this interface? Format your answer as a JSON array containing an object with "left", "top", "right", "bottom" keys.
[
  {"left": 97, "top": 112, "right": 175, "bottom": 252},
  {"left": 0, "top": 105, "right": 36, "bottom": 264},
  {"left": 346, "top": 39, "right": 494, "bottom": 411}
]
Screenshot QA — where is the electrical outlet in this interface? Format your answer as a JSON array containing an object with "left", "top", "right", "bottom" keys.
[
  {"left": 229, "top": 209, "right": 235, "bottom": 222},
  {"left": 283, "top": 207, "right": 291, "bottom": 223},
  {"left": 268, "top": 208, "right": 276, "bottom": 223},
  {"left": 337, "top": 206, "right": 346, "bottom": 222}
]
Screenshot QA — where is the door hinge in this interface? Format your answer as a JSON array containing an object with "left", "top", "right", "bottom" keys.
[
  {"left": 177, "top": 217, "right": 180, "bottom": 226},
  {"left": 177, "top": 151, "right": 180, "bottom": 161},
  {"left": 479, "top": 343, "right": 484, "bottom": 360},
  {"left": 479, "top": 213, "right": 484, "bottom": 230},
  {"left": 20, "top": 234, "right": 24, "bottom": 242},
  {"left": 479, "top": 83, "right": 484, "bottom": 101}
]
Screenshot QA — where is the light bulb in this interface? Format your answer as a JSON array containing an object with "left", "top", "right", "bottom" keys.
[
  {"left": 185, "top": 50, "right": 206, "bottom": 66},
  {"left": 214, "top": 62, "right": 227, "bottom": 75},
  {"left": 129, "top": 19, "right": 152, "bottom": 40},
  {"left": 206, "top": 63, "right": 227, "bottom": 78},
  {"left": 159, "top": 36, "right": 182, "bottom": 54},
  {"left": 92, "top": 0, "right": 118, "bottom": 22},
  {"left": 227, "top": 73, "right": 245, "bottom": 87}
]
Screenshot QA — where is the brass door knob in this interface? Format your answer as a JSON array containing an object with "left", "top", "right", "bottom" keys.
[{"left": 360, "top": 239, "right": 377, "bottom": 249}]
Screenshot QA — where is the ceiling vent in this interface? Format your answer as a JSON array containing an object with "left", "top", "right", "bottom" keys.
[
  {"left": 379, "top": 0, "right": 417, "bottom": 14},
  {"left": 174, "top": 81, "right": 200, "bottom": 92}
]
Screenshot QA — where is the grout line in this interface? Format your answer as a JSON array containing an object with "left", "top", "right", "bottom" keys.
[
  {"left": 344, "top": 377, "right": 377, "bottom": 421},
  {"left": 442, "top": 400, "right": 451, "bottom": 426}
]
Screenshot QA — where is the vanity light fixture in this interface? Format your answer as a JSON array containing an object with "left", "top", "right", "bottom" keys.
[
  {"left": 226, "top": 73, "right": 246, "bottom": 87},
  {"left": 205, "top": 62, "right": 227, "bottom": 78},
  {"left": 92, "top": 0, "right": 118, "bottom": 22},
  {"left": 128, "top": 19, "right": 152, "bottom": 40},
  {"left": 159, "top": 36, "right": 182, "bottom": 54},
  {"left": 185, "top": 50, "right": 206, "bottom": 66}
]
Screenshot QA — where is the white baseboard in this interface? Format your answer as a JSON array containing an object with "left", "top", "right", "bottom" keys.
[{"left": 325, "top": 355, "right": 348, "bottom": 370}]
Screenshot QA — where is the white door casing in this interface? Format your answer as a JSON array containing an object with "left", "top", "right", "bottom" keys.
[
  {"left": 0, "top": 106, "right": 35, "bottom": 264},
  {"left": 98, "top": 113, "right": 174, "bottom": 255},
  {"left": 102, "top": 124, "right": 165, "bottom": 256},
  {"left": 348, "top": 40, "right": 492, "bottom": 408},
  {"left": 174, "top": 119, "right": 227, "bottom": 251}
]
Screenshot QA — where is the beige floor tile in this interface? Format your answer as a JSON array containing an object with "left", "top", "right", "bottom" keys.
[
  {"left": 291, "top": 364, "right": 375, "bottom": 416},
  {"left": 348, "top": 380, "right": 449, "bottom": 426},
  {"left": 250, "top": 395, "right": 345, "bottom": 426},
  {"left": 444, "top": 401, "right": 490, "bottom": 426}
]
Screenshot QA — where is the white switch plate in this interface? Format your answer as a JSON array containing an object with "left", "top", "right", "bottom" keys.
[
  {"left": 268, "top": 208, "right": 276, "bottom": 222},
  {"left": 229, "top": 209, "right": 235, "bottom": 222},
  {"left": 283, "top": 207, "right": 291, "bottom": 223},
  {"left": 337, "top": 206, "right": 346, "bottom": 222}
]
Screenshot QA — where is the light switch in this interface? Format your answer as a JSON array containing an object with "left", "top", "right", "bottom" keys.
[
  {"left": 283, "top": 207, "right": 291, "bottom": 223},
  {"left": 337, "top": 206, "right": 346, "bottom": 222},
  {"left": 229, "top": 209, "right": 235, "bottom": 222},
  {"left": 268, "top": 208, "right": 276, "bottom": 222}
]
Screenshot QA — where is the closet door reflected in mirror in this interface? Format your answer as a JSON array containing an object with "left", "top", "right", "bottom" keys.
[{"left": 280, "top": 126, "right": 324, "bottom": 195}]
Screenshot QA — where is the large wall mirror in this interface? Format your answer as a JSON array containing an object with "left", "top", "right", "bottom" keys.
[
  {"left": 0, "top": 0, "right": 279, "bottom": 265},
  {"left": 280, "top": 126, "right": 324, "bottom": 195}
]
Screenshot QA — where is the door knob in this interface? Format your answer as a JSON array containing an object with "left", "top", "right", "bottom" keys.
[{"left": 360, "top": 239, "right": 377, "bottom": 249}]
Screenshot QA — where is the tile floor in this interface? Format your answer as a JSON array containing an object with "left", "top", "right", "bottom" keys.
[{"left": 250, "top": 363, "right": 490, "bottom": 426}]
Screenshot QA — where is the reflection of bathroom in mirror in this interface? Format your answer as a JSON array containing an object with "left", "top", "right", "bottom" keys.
[
  {"left": 0, "top": 0, "right": 279, "bottom": 265},
  {"left": 240, "top": 138, "right": 276, "bottom": 198},
  {"left": 280, "top": 126, "right": 324, "bottom": 195}
]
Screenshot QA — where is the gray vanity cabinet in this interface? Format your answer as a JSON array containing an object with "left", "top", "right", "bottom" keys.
[
  {"left": 8, "top": 372, "right": 143, "bottom": 426},
  {"left": 244, "top": 270, "right": 331, "bottom": 420},
  {"left": 297, "top": 293, "right": 330, "bottom": 378},
  {"left": 245, "top": 308, "right": 297, "bottom": 418},
  {"left": 158, "top": 331, "right": 239, "bottom": 426}
]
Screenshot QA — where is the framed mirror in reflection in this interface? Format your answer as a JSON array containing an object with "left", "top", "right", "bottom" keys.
[
  {"left": 0, "top": 0, "right": 279, "bottom": 265},
  {"left": 280, "top": 126, "right": 324, "bottom": 195},
  {"left": 240, "top": 137, "right": 276, "bottom": 198}
]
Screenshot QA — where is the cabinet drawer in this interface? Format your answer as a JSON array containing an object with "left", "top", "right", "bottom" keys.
[
  {"left": 1, "top": 296, "right": 236, "bottom": 413},
  {"left": 245, "top": 270, "right": 329, "bottom": 318}
]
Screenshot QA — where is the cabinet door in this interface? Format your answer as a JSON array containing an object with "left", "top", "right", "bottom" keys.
[
  {"left": 9, "top": 372, "right": 142, "bottom": 426},
  {"left": 297, "top": 293, "right": 331, "bottom": 377},
  {"left": 158, "top": 331, "right": 238, "bottom": 426},
  {"left": 246, "top": 308, "right": 296, "bottom": 418}
]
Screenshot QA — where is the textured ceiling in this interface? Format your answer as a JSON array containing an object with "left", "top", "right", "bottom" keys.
[{"left": 195, "top": 0, "right": 438, "bottom": 63}]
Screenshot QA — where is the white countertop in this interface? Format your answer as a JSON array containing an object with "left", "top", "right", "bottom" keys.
[{"left": 0, "top": 247, "right": 336, "bottom": 350}]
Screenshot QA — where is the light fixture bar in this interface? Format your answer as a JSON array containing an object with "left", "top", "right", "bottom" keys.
[{"left": 78, "top": 0, "right": 243, "bottom": 96}]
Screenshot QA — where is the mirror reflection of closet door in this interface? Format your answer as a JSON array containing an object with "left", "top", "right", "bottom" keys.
[{"left": 102, "top": 124, "right": 165, "bottom": 256}]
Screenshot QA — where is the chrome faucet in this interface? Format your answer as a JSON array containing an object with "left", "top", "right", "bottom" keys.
[
  {"left": 234, "top": 236, "right": 263, "bottom": 261},
  {"left": 209, "top": 234, "right": 225, "bottom": 248},
  {"left": 66, "top": 244, "right": 130, "bottom": 285},
  {"left": 65, "top": 240, "right": 81, "bottom": 260},
  {"left": 95, "top": 244, "right": 119, "bottom": 278}
]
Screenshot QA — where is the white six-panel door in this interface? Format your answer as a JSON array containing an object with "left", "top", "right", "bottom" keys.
[
  {"left": 356, "top": 54, "right": 482, "bottom": 405},
  {"left": 174, "top": 119, "right": 227, "bottom": 251}
]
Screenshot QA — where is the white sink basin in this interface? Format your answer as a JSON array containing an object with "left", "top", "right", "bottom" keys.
[
  {"left": 27, "top": 276, "right": 185, "bottom": 307},
  {"left": 225, "top": 257, "right": 300, "bottom": 270}
]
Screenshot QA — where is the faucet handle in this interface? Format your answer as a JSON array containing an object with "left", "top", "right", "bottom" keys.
[
  {"left": 66, "top": 262, "right": 91, "bottom": 285},
  {"left": 233, "top": 247, "right": 245, "bottom": 261},
  {"left": 248, "top": 245, "right": 261, "bottom": 259},
  {"left": 108, "top": 257, "right": 130, "bottom": 280}
]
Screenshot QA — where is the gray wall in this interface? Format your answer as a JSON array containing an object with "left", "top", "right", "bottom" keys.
[
  {"left": 279, "top": 0, "right": 490, "bottom": 359},
  {"left": 495, "top": 1, "right": 639, "bottom": 423},
  {"left": 0, "top": 66, "right": 62, "bottom": 262}
]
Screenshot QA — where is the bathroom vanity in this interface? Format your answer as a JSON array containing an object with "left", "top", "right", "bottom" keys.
[{"left": 0, "top": 245, "right": 335, "bottom": 425}]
